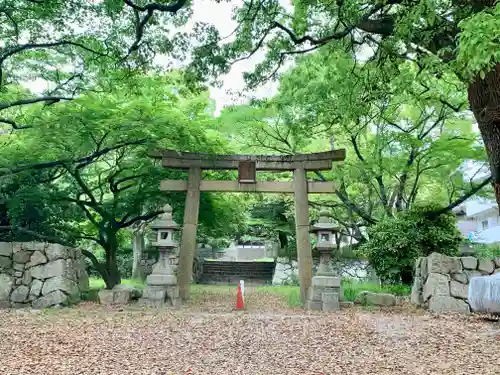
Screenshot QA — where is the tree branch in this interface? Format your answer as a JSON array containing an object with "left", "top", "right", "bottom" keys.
[
  {"left": 3, "top": 138, "right": 147, "bottom": 177},
  {"left": 0, "top": 118, "right": 31, "bottom": 129},
  {"left": 314, "top": 171, "right": 377, "bottom": 224},
  {"left": 124, "top": 0, "right": 187, "bottom": 12},
  {"left": 0, "top": 96, "right": 73, "bottom": 111},
  {"left": 119, "top": 210, "right": 164, "bottom": 228},
  {"left": 425, "top": 175, "right": 493, "bottom": 219},
  {"left": 124, "top": 0, "right": 187, "bottom": 54},
  {"left": 81, "top": 249, "right": 108, "bottom": 279},
  {"left": 0, "top": 40, "right": 107, "bottom": 67}
]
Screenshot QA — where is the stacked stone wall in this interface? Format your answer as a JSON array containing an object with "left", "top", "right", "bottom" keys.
[
  {"left": 411, "top": 252, "right": 500, "bottom": 314},
  {"left": 0, "top": 242, "right": 89, "bottom": 309},
  {"left": 272, "top": 257, "right": 377, "bottom": 285}
]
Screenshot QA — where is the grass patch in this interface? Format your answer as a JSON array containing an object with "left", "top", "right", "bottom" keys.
[
  {"left": 85, "top": 277, "right": 409, "bottom": 307},
  {"left": 342, "top": 279, "right": 410, "bottom": 302},
  {"left": 88, "top": 277, "right": 145, "bottom": 290},
  {"left": 256, "top": 285, "right": 302, "bottom": 307}
]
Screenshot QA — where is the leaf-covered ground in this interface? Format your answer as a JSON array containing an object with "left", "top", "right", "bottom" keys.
[{"left": 0, "top": 288, "right": 499, "bottom": 375}]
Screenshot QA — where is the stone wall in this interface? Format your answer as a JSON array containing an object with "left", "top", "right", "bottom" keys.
[
  {"left": 411, "top": 252, "right": 500, "bottom": 314},
  {"left": 0, "top": 242, "right": 89, "bottom": 309},
  {"left": 272, "top": 257, "right": 378, "bottom": 285}
]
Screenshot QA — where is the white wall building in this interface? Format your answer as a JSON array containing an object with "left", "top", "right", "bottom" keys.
[{"left": 454, "top": 199, "right": 500, "bottom": 244}]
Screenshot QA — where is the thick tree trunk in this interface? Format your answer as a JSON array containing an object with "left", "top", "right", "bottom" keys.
[
  {"left": 131, "top": 230, "right": 145, "bottom": 280},
  {"left": 468, "top": 63, "right": 500, "bottom": 208},
  {"left": 103, "top": 235, "right": 121, "bottom": 289}
]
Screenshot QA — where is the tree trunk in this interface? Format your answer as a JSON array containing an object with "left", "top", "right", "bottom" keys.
[
  {"left": 131, "top": 229, "right": 145, "bottom": 280},
  {"left": 103, "top": 235, "right": 121, "bottom": 289},
  {"left": 400, "top": 267, "right": 413, "bottom": 285},
  {"left": 468, "top": 63, "right": 500, "bottom": 208}
]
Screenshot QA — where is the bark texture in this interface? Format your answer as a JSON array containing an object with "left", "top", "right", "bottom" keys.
[
  {"left": 468, "top": 63, "right": 500, "bottom": 208},
  {"left": 131, "top": 229, "right": 145, "bottom": 280}
]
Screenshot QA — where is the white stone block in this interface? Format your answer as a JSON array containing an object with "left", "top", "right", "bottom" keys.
[
  {"left": 450, "top": 280, "right": 468, "bottom": 300},
  {"left": 322, "top": 300, "right": 340, "bottom": 312},
  {"left": 42, "top": 276, "right": 79, "bottom": 297},
  {"left": 305, "top": 300, "right": 322, "bottom": 311},
  {"left": 45, "top": 244, "right": 69, "bottom": 261},
  {"left": 460, "top": 256, "right": 477, "bottom": 270},
  {"left": 33, "top": 290, "right": 69, "bottom": 308},
  {"left": 311, "top": 276, "right": 341, "bottom": 288},
  {"left": 146, "top": 274, "right": 177, "bottom": 286},
  {"left": 428, "top": 296, "right": 470, "bottom": 314},
  {"left": 477, "top": 259, "right": 495, "bottom": 275},
  {"left": 142, "top": 286, "right": 167, "bottom": 301},
  {"left": 468, "top": 273, "right": 500, "bottom": 314},
  {"left": 422, "top": 273, "right": 449, "bottom": 301},
  {"left": 307, "top": 286, "right": 322, "bottom": 301},
  {"left": 0, "top": 243, "right": 12, "bottom": 257},
  {"left": 427, "top": 252, "right": 461, "bottom": 274},
  {"left": 0, "top": 274, "right": 14, "bottom": 300},
  {"left": 321, "top": 291, "right": 339, "bottom": 304}
]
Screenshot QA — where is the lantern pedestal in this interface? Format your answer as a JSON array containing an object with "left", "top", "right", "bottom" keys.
[
  {"left": 306, "top": 275, "right": 343, "bottom": 312},
  {"left": 141, "top": 247, "right": 181, "bottom": 308}
]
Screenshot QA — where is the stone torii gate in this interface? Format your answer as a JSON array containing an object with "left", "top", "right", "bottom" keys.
[{"left": 154, "top": 149, "right": 346, "bottom": 302}]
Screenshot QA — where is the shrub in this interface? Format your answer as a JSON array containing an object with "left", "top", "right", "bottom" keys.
[
  {"left": 473, "top": 243, "right": 500, "bottom": 259},
  {"left": 360, "top": 204, "right": 461, "bottom": 284}
]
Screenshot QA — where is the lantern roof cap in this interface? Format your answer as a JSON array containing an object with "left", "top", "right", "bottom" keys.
[
  {"left": 150, "top": 204, "right": 179, "bottom": 230},
  {"left": 310, "top": 210, "right": 339, "bottom": 232}
]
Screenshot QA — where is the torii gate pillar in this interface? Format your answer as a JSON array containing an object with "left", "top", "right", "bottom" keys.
[
  {"left": 293, "top": 166, "right": 313, "bottom": 302},
  {"left": 177, "top": 167, "right": 202, "bottom": 300}
]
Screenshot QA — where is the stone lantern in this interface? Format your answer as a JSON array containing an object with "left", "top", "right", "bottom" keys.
[
  {"left": 306, "top": 210, "right": 343, "bottom": 312},
  {"left": 140, "top": 204, "right": 181, "bottom": 308},
  {"left": 310, "top": 210, "right": 339, "bottom": 276}
]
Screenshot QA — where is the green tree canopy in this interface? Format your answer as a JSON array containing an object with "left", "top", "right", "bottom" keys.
[
  {"left": 216, "top": 48, "right": 488, "bottom": 243},
  {"left": 2, "top": 73, "right": 246, "bottom": 288}
]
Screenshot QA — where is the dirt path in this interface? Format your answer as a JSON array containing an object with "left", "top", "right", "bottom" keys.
[{"left": 0, "top": 304, "right": 499, "bottom": 375}]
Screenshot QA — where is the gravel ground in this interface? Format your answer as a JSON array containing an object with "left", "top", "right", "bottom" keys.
[{"left": 0, "top": 292, "right": 499, "bottom": 375}]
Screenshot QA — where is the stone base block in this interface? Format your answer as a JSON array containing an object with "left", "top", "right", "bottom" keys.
[
  {"left": 98, "top": 289, "right": 115, "bottom": 305},
  {"left": 312, "top": 276, "right": 341, "bottom": 288},
  {"left": 307, "top": 286, "right": 322, "bottom": 301},
  {"left": 146, "top": 274, "right": 177, "bottom": 286},
  {"left": 142, "top": 286, "right": 167, "bottom": 301},
  {"left": 322, "top": 301, "right": 340, "bottom": 312},
  {"left": 113, "top": 290, "right": 132, "bottom": 304},
  {"left": 171, "top": 298, "right": 182, "bottom": 309},
  {"left": 166, "top": 286, "right": 179, "bottom": 299},
  {"left": 305, "top": 300, "right": 323, "bottom": 311},
  {"left": 321, "top": 291, "right": 339, "bottom": 304},
  {"left": 140, "top": 285, "right": 181, "bottom": 308}
]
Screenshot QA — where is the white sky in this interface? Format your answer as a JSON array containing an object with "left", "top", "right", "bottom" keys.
[
  {"left": 186, "top": 0, "right": 279, "bottom": 113},
  {"left": 24, "top": 0, "right": 278, "bottom": 115}
]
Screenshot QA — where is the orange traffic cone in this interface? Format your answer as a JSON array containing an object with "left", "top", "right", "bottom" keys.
[{"left": 235, "top": 283, "right": 245, "bottom": 310}]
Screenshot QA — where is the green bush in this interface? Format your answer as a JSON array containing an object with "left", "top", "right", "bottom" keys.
[
  {"left": 473, "top": 243, "right": 500, "bottom": 259},
  {"left": 360, "top": 204, "right": 461, "bottom": 285}
]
